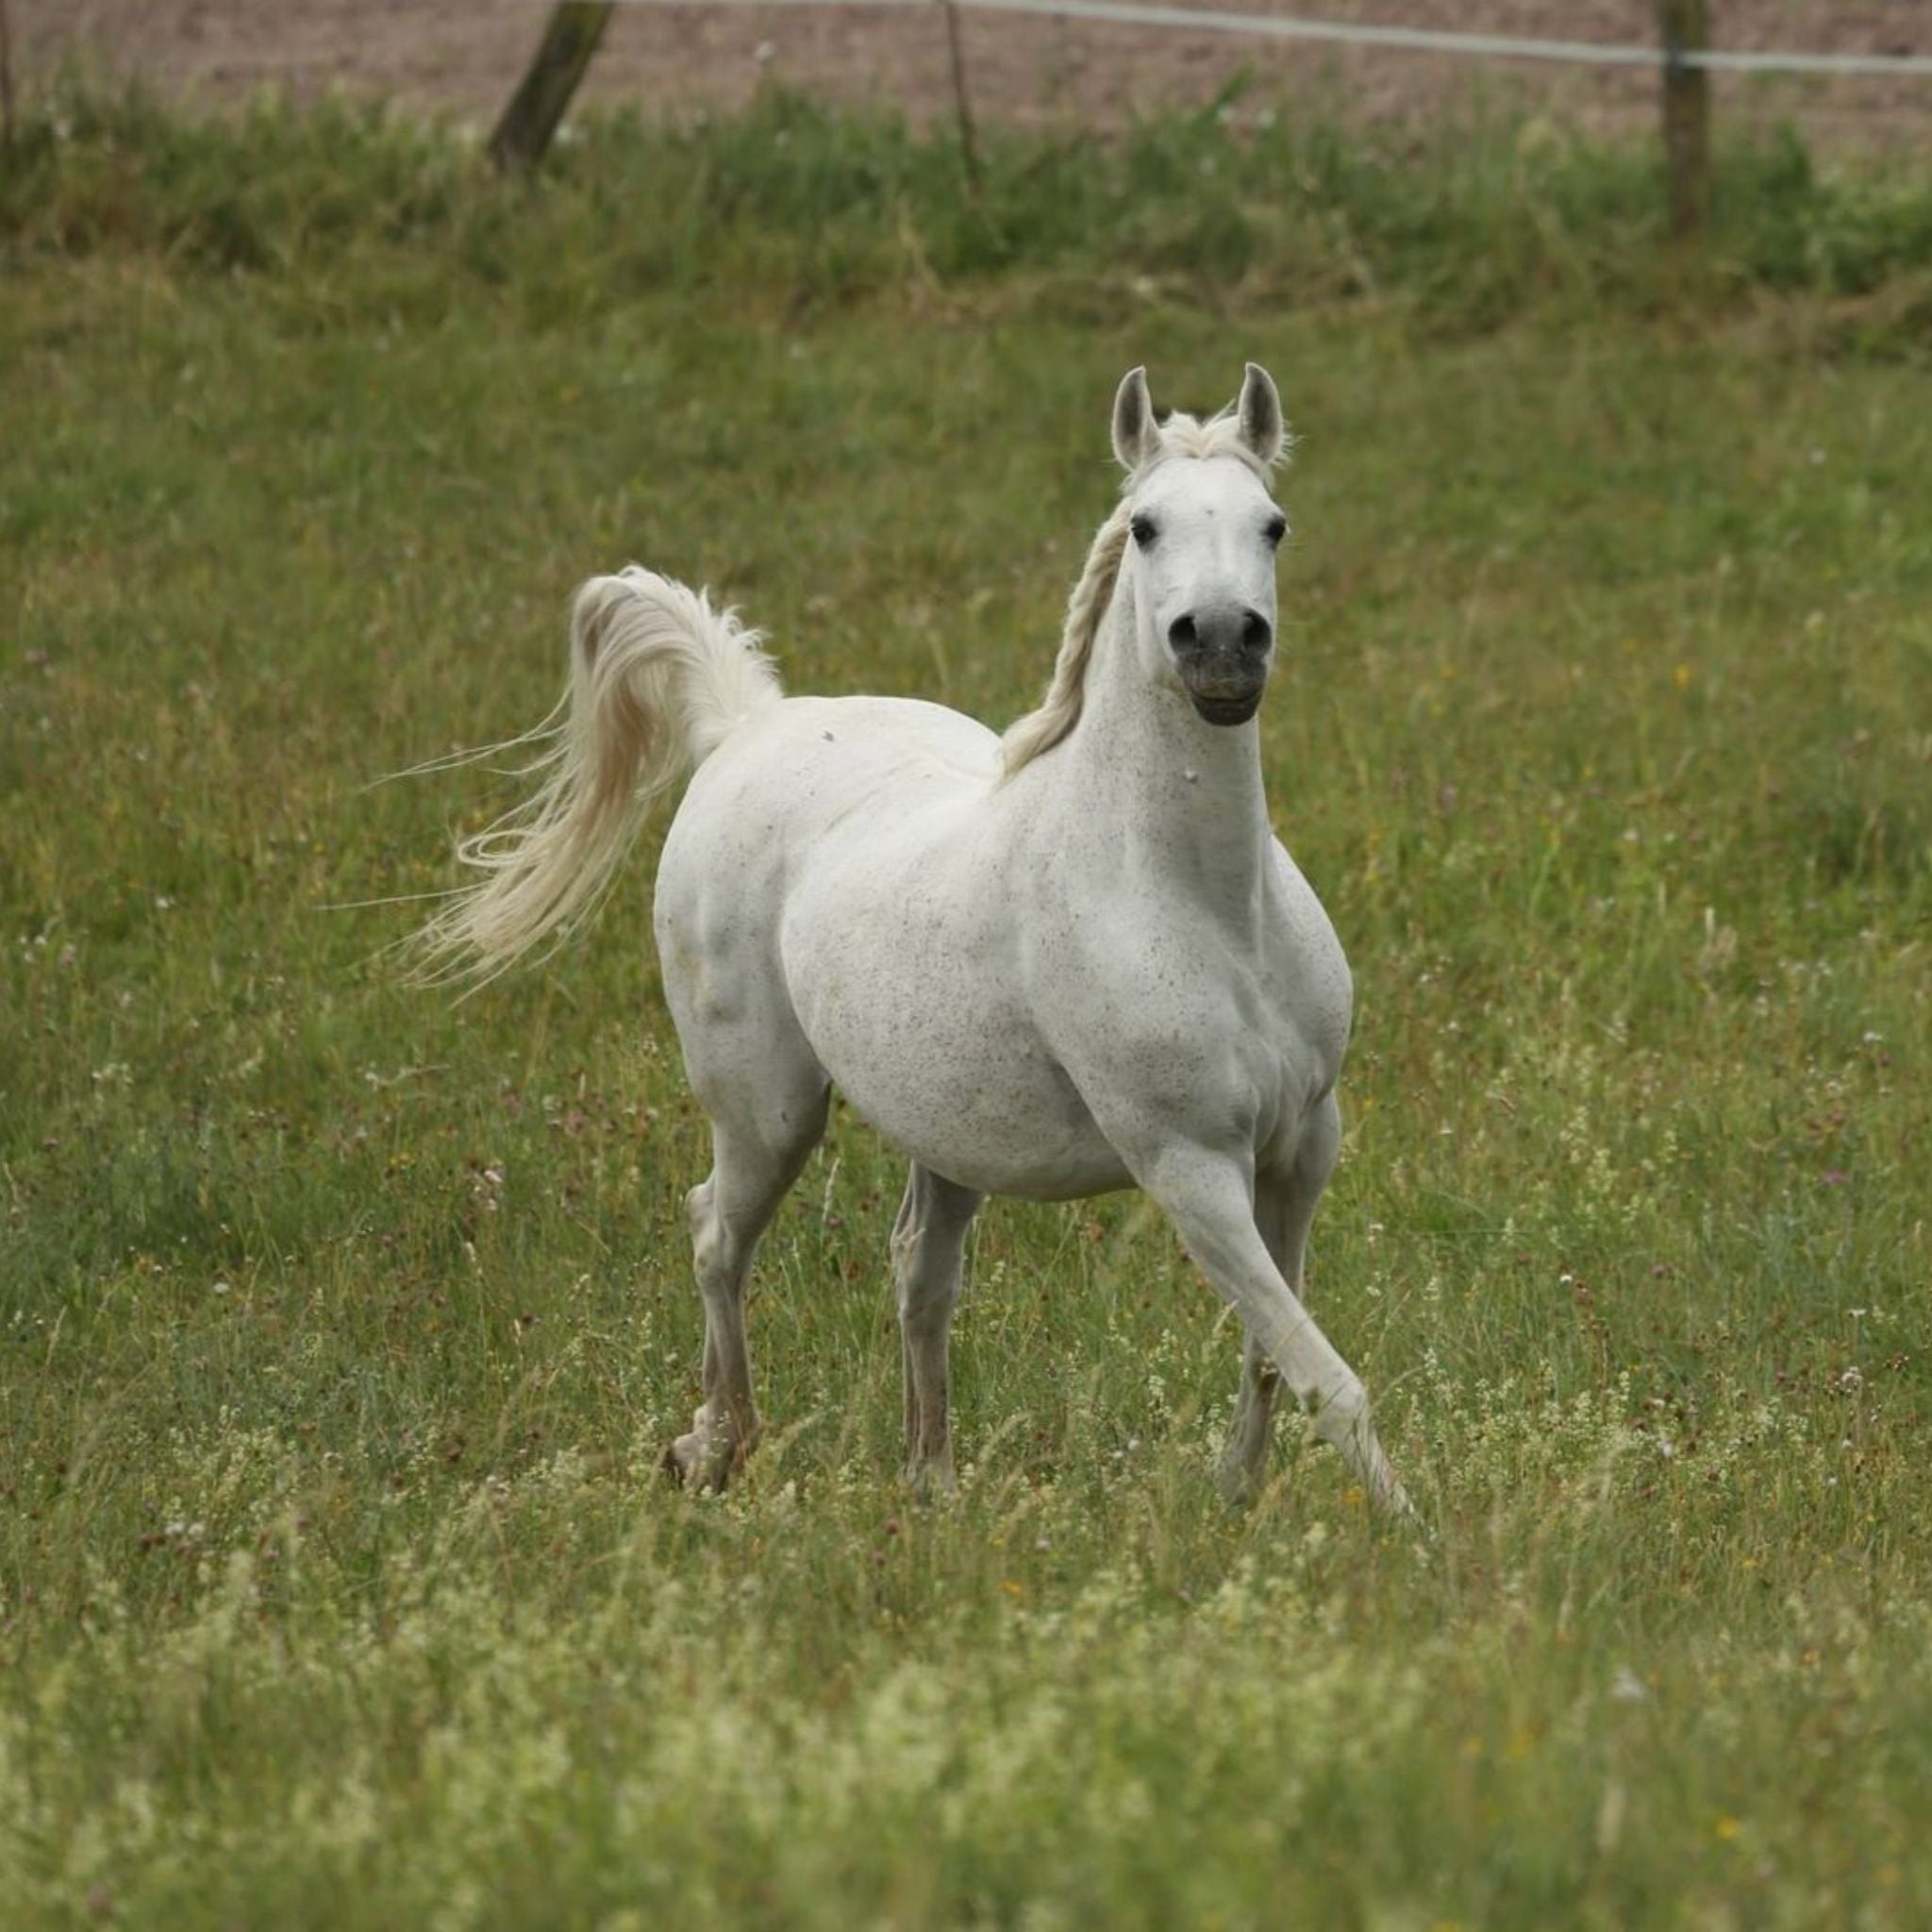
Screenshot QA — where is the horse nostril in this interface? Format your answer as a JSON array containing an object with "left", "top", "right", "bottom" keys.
[
  {"left": 1241, "top": 610, "right": 1273, "bottom": 654},
  {"left": 1168, "top": 614, "right": 1199, "bottom": 652}
]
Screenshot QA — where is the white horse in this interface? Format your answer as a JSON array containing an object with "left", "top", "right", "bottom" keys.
[{"left": 416, "top": 363, "right": 1408, "bottom": 1514}]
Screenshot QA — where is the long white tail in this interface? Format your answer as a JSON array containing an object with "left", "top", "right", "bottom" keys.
[{"left": 410, "top": 566, "right": 780, "bottom": 985}]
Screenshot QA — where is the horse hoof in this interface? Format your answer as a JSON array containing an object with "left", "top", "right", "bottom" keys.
[{"left": 662, "top": 1429, "right": 731, "bottom": 1491}]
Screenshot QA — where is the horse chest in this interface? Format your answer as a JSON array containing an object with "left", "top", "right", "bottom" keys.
[{"left": 977, "top": 869, "right": 1336, "bottom": 1174}]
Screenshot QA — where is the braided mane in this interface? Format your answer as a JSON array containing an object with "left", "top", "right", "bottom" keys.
[{"left": 1000, "top": 408, "right": 1281, "bottom": 778}]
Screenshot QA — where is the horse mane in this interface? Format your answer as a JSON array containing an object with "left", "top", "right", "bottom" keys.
[{"left": 1000, "top": 408, "right": 1282, "bottom": 778}]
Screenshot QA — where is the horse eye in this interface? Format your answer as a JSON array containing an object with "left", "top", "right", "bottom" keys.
[
  {"left": 1130, "top": 513, "right": 1158, "bottom": 549},
  {"left": 1264, "top": 514, "right": 1288, "bottom": 547}
]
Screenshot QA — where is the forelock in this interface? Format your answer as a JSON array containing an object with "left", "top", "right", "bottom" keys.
[{"left": 1119, "top": 408, "right": 1283, "bottom": 493}]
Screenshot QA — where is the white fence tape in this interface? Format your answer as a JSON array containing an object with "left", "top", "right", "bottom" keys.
[{"left": 598, "top": 0, "right": 1932, "bottom": 81}]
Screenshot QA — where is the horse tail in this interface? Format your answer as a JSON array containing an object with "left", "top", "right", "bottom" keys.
[{"left": 410, "top": 566, "right": 780, "bottom": 985}]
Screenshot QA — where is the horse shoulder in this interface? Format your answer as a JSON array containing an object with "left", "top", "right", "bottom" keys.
[{"left": 1265, "top": 837, "right": 1352, "bottom": 1042}]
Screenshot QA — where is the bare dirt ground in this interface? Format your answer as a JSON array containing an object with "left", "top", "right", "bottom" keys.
[{"left": 10, "top": 2, "right": 1931, "bottom": 147}]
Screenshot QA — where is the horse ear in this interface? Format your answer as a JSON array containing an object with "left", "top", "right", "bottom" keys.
[
  {"left": 1111, "top": 366, "right": 1160, "bottom": 473},
  {"left": 1237, "top": 362, "right": 1286, "bottom": 467}
]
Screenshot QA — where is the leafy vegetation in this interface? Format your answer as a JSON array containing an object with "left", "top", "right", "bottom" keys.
[
  {"left": 7, "top": 80, "right": 1932, "bottom": 341},
  {"left": 1, "top": 91, "right": 1928, "bottom": 1927}
]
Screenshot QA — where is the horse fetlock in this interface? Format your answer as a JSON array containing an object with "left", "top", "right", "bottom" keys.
[
  {"left": 1215, "top": 1441, "right": 1271, "bottom": 1507},
  {"left": 1311, "top": 1400, "right": 1416, "bottom": 1524},
  {"left": 1303, "top": 1375, "right": 1368, "bottom": 1447},
  {"left": 1218, "top": 1393, "right": 1276, "bottom": 1504},
  {"left": 901, "top": 1443, "right": 958, "bottom": 1502},
  {"left": 661, "top": 1403, "right": 761, "bottom": 1491}
]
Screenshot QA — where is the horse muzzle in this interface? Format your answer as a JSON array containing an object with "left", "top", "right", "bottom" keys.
[
  {"left": 1184, "top": 683, "right": 1265, "bottom": 726},
  {"left": 1170, "top": 608, "right": 1272, "bottom": 726}
]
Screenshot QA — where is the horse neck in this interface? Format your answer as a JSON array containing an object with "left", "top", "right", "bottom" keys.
[{"left": 1052, "top": 575, "right": 1272, "bottom": 920}]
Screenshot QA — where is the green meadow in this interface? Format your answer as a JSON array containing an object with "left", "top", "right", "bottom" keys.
[{"left": 2, "top": 90, "right": 1929, "bottom": 1927}]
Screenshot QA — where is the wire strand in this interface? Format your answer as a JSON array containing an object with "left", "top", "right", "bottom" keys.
[{"left": 592, "top": 0, "right": 1932, "bottom": 81}]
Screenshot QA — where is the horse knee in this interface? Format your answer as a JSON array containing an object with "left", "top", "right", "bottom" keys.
[
  {"left": 688, "top": 1177, "right": 753, "bottom": 1295},
  {"left": 685, "top": 1177, "right": 713, "bottom": 1235},
  {"left": 686, "top": 1180, "right": 724, "bottom": 1273}
]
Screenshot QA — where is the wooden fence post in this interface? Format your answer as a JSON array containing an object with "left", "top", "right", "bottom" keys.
[
  {"left": 1657, "top": 0, "right": 1711, "bottom": 239},
  {"left": 490, "top": 3, "right": 614, "bottom": 174},
  {"left": 941, "top": 2, "right": 983, "bottom": 197}
]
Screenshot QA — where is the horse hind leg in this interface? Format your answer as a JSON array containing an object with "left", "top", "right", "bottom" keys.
[
  {"left": 891, "top": 1164, "right": 981, "bottom": 1496},
  {"left": 1219, "top": 1106, "right": 1336, "bottom": 1503},
  {"left": 664, "top": 1058, "right": 830, "bottom": 1491},
  {"left": 1223, "top": 1333, "right": 1288, "bottom": 1505}
]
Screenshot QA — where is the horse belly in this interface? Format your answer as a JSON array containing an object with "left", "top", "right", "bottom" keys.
[
  {"left": 820, "top": 1013, "right": 1131, "bottom": 1201},
  {"left": 782, "top": 878, "right": 1130, "bottom": 1201},
  {"left": 673, "top": 699, "right": 1130, "bottom": 1199}
]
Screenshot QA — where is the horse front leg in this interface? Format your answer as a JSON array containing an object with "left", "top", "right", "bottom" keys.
[
  {"left": 1141, "top": 1143, "right": 1411, "bottom": 1520},
  {"left": 891, "top": 1164, "right": 981, "bottom": 1496}
]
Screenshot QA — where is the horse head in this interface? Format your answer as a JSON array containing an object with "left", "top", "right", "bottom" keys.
[{"left": 1112, "top": 362, "right": 1289, "bottom": 727}]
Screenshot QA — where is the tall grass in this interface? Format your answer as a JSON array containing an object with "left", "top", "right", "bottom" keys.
[
  {"left": 1, "top": 89, "right": 1929, "bottom": 1927},
  {"left": 6, "top": 81, "right": 1932, "bottom": 341}
]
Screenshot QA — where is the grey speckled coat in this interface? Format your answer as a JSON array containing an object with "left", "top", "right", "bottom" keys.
[{"left": 424, "top": 366, "right": 1409, "bottom": 1517}]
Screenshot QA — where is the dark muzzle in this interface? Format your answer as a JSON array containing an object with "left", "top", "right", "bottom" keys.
[{"left": 1170, "top": 608, "right": 1273, "bottom": 726}]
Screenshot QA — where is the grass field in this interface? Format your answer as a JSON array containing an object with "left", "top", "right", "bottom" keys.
[{"left": 3, "top": 92, "right": 1930, "bottom": 1928}]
